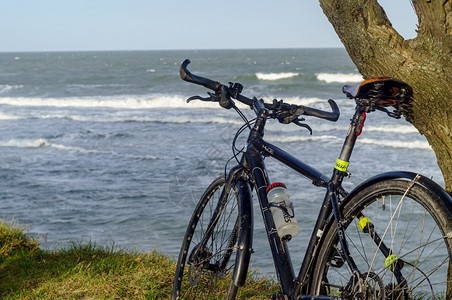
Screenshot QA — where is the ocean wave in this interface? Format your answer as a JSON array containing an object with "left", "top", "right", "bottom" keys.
[
  {"left": 0, "top": 95, "right": 328, "bottom": 128},
  {"left": 263, "top": 134, "right": 430, "bottom": 150},
  {"left": 254, "top": 96, "right": 326, "bottom": 109},
  {"left": 0, "top": 95, "right": 326, "bottom": 111},
  {"left": 0, "top": 138, "right": 49, "bottom": 148},
  {"left": 256, "top": 72, "right": 299, "bottom": 81},
  {"left": 264, "top": 123, "right": 418, "bottom": 136},
  {"left": 299, "top": 123, "right": 417, "bottom": 135},
  {"left": 359, "top": 138, "right": 431, "bottom": 150},
  {"left": 0, "top": 138, "right": 165, "bottom": 160},
  {"left": 265, "top": 123, "right": 349, "bottom": 134},
  {"left": 0, "top": 113, "right": 22, "bottom": 120},
  {"left": 72, "top": 115, "right": 245, "bottom": 125},
  {"left": 0, "top": 84, "right": 23, "bottom": 94},
  {"left": 365, "top": 125, "right": 418, "bottom": 134},
  {"left": 0, "top": 95, "right": 219, "bottom": 109},
  {"left": 50, "top": 144, "right": 165, "bottom": 160},
  {"left": 266, "top": 135, "right": 339, "bottom": 143},
  {"left": 0, "top": 111, "right": 247, "bottom": 126},
  {"left": 316, "top": 73, "right": 363, "bottom": 83},
  {"left": 284, "top": 97, "right": 324, "bottom": 106},
  {"left": 50, "top": 143, "right": 100, "bottom": 154}
]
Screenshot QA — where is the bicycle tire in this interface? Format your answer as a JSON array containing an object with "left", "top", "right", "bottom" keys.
[
  {"left": 310, "top": 178, "right": 452, "bottom": 299},
  {"left": 172, "top": 175, "right": 241, "bottom": 300}
]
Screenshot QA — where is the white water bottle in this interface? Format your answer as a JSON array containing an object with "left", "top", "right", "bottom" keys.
[{"left": 266, "top": 182, "right": 300, "bottom": 241}]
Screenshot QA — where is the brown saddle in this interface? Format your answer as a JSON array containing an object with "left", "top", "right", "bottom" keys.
[{"left": 342, "top": 77, "right": 413, "bottom": 107}]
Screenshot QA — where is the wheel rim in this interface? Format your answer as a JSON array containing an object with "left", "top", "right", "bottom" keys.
[
  {"left": 175, "top": 179, "right": 240, "bottom": 298},
  {"left": 317, "top": 185, "right": 451, "bottom": 299}
]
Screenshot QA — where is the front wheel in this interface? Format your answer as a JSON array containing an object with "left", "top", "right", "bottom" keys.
[
  {"left": 172, "top": 176, "right": 241, "bottom": 300},
  {"left": 311, "top": 178, "right": 452, "bottom": 299}
]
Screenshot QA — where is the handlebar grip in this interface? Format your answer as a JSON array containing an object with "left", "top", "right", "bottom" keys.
[
  {"left": 303, "top": 99, "right": 340, "bottom": 121},
  {"left": 180, "top": 59, "right": 221, "bottom": 91}
]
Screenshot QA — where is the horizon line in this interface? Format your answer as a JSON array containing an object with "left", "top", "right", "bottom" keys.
[{"left": 0, "top": 46, "right": 345, "bottom": 54}]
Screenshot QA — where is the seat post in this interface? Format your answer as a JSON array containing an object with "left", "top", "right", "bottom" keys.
[{"left": 331, "top": 105, "right": 367, "bottom": 185}]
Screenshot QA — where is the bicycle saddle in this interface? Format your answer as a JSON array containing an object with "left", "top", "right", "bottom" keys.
[{"left": 342, "top": 77, "right": 413, "bottom": 107}]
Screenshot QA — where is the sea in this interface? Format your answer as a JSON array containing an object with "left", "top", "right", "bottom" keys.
[{"left": 0, "top": 48, "right": 442, "bottom": 276}]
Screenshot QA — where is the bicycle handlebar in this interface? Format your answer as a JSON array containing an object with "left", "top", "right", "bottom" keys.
[
  {"left": 180, "top": 59, "right": 221, "bottom": 92},
  {"left": 179, "top": 59, "right": 340, "bottom": 122},
  {"left": 303, "top": 99, "right": 340, "bottom": 121}
]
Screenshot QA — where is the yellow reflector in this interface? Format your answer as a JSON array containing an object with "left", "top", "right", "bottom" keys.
[
  {"left": 385, "top": 254, "right": 400, "bottom": 271},
  {"left": 334, "top": 158, "right": 349, "bottom": 172},
  {"left": 358, "top": 217, "right": 371, "bottom": 232}
]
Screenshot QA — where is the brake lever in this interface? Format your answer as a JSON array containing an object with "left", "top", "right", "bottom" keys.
[
  {"left": 186, "top": 92, "right": 218, "bottom": 103},
  {"left": 293, "top": 118, "right": 313, "bottom": 135}
]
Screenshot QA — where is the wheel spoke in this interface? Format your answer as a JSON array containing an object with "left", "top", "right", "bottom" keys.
[
  {"left": 173, "top": 176, "right": 242, "bottom": 299},
  {"left": 312, "top": 179, "right": 451, "bottom": 299}
]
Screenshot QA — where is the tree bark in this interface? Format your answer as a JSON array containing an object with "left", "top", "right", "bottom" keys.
[{"left": 318, "top": 0, "right": 452, "bottom": 194}]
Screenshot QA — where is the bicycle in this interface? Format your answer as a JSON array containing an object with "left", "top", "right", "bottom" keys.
[{"left": 172, "top": 59, "right": 452, "bottom": 299}]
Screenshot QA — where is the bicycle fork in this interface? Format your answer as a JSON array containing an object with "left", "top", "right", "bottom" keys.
[
  {"left": 232, "top": 178, "right": 254, "bottom": 287},
  {"left": 192, "top": 166, "right": 253, "bottom": 288}
]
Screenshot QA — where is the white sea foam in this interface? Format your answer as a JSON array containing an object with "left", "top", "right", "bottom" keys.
[
  {"left": 266, "top": 135, "right": 339, "bottom": 143},
  {"left": 0, "top": 138, "right": 97, "bottom": 152},
  {"left": 0, "top": 95, "right": 327, "bottom": 111},
  {"left": 317, "top": 73, "right": 363, "bottom": 83},
  {"left": 262, "top": 135, "right": 430, "bottom": 151},
  {"left": 280, "top": 97, "right": 324, "bottom": 106},
  {"left": 49, "top": 143, "right": 162, "bottom": 160},
  {"left": 359, "top": 138, "right": 431, "bottom": 150},
  {"left": 365, "top": 125, "right": 418, "bottom": 134},
  {"left": 0, "top": 138, "right": 49, "bottom": 148},
  {"left": 71, "top": 115, "right": 245, "bottom": 125},
  {"left": 0, "top": 138, "right": 163, "bottom": 159},
  {"left": 0, "top": 95, "right": 213, "bottom": 109},
  {"left": 256, "top": 72, "right": 299, "bottom": 81},
  {"left": 0, "top": 113, "right": 22, "bottom": 120},
  {"left": 0, "top": 84, "right": 23, "bottom": 94},
  {"left": 50, "top": 143, "right": 99, "bottom": 154},
  {"left": 0, "top": 111, "right": 247, "bottom": 125}
]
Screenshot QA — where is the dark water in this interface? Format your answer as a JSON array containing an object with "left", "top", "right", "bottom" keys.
[{"left": 0, "top": 49, "right": 441, "bottom": 275}]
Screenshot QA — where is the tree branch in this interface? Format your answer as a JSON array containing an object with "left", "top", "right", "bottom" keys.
[
  {"left": 411, "top": 0, "right": 450, "bottom": 36},
  {"left": 318, "top": 0, "right": 408, "bottom": 77}
]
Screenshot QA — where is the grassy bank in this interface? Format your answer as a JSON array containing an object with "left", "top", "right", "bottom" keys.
[{"left": 0, "top": 220, "right": 277, "bottom": 299}]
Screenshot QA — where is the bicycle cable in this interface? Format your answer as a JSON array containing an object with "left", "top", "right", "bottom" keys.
[
  {"left": 222, "top": 104, "right": 256, "bottom": 179},
  {"left": 223, "top": 121, "right": 253, "bottom": 182},
  {"left": 232, "top": 102, "right": 251, "bottom": 129}
]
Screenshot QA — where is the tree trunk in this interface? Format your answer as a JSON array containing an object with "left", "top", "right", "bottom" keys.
[{"left": 318, "top": 0, "right": 452, "bottom": 195}]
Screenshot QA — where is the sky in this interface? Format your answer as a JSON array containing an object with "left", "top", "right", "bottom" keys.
[{"left": 0, "top": 0, "right": 418, "bottom": 52}]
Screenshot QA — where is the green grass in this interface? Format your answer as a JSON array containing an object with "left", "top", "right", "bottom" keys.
[{"left": 0, "top": 220, "right": 278, "bottom": 299}]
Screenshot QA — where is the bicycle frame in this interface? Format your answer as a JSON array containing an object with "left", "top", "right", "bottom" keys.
[
  {"left": 176, "top": 60, "right": 452, "bottom": 299},
  {"left": 227, "top": 99, "right": 367, "bottom": 298}
]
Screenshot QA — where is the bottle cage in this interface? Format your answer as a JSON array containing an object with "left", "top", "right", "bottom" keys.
[{"left": 343, "top": 77, "right": 414, "bottom": 121}]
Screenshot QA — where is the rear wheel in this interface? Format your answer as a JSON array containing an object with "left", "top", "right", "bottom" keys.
[
  {"left": 172, "top": 176, "right": 241, "bottom": 299},
  {"left": 311, "top": 179, "right": 452, "bottom": 299}
]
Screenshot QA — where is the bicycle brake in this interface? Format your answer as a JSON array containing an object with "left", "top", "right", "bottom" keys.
[
  {"left": 293, "top": 119, "right": 313, "bottom": 135},
  {"left": 186, "top": 92, "right": 218, "bottom": 103}
]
